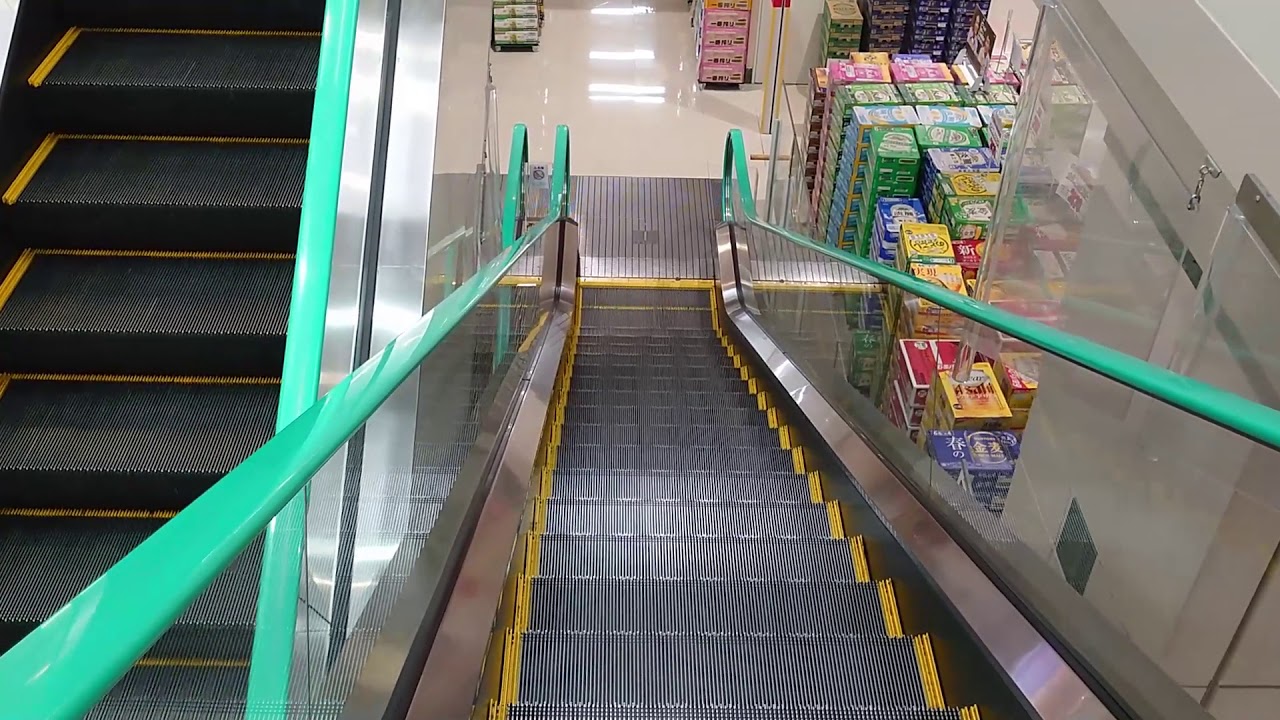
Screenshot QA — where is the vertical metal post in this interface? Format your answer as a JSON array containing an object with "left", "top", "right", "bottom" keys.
[{"left": 764, "top": 118, "right": 781, "bottom": 224}]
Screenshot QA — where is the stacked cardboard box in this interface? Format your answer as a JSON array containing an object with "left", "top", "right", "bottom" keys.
[
  {"left": 823, "top": 105, "right": 918, "bottom": 249},
  {"left": 804, "top": 67, "right": 830, "bottom": 190},
  {"left": 845, "top": 287, "right": 889, "bottom": 395},
  {"left": 926, "top": 429, "right": 1020, "bottom": 514},
  {"left": 863, "top": 0, "right": 910, "bottom": 53},
  {"left": 816, "top": 86, "right": 905, "bottom": 240},
  {"left": 822, "top": 0, "right": 864, "bottom": 61},
  {"left": 906, "top": 0, "right": 952, "bottom": 60},
  {"left": 871, "top": 197, "right": 926, "bottom": 266},
  {"left": 883, "top": 338, "right": 958, "bottom": 443},
  {"left": 492, "top": 0, "right": 542, "bottom": 49},
  {"left": 946, "top": 0, "right": 992, "bottom": 60}
]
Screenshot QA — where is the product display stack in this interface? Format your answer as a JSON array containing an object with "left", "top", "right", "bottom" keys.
[
  {"left": 861, "top": 0, "right": 910, "bottom": 53},
  {"left": 810, "top": 57, "right": 895, "bottom": 220},
  {"left": 945, "top": 0, "right": 992, "bottom": 60},
  {"left": 821, "top": 102, "right": 916, "bottom": 250},
  {"left": 491, "top": 0, "right": 542, "bottom": 50},
  {"left": 905, "top": 0, "right": 951, "bottom": 59},
  {"left": 821, "top": 0, "right": 864, "bottom": 62},
  {"left": 695, "top": 0, "right": 752, "bottom": 86},
  {"left": 817, "top": 82, "right": 905, "bottom": 243},
  {"left": 803, "top": 67, "right": 829, "bottom": 191}
]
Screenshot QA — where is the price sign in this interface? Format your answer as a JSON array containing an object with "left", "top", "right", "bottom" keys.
[{"left": 964, "top": 12, "right": 997, "bottom": 81}]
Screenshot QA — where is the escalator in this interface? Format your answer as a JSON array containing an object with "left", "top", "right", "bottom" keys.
[
  {"left": 488, "top": 281, "right": 979, "bottom": 719},
  {"left": 0, "top": 1, "right": 320, "bottom": 714}
]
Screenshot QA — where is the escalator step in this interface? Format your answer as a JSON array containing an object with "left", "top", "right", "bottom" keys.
[
  {"left": 0, "top": 517, "right": 260, "bottom": 657},
  {"left": 562, "top": 406, "right": 769, "bottom": 429},
  {"left": 0, "top": 251, "right": 291, "bottom": 376},
  {"left": 549, "top": 470, "right": 809, "bottom": 503},
  {"left": 580, "top": 288, "right": 711, "bottom": 308},
  {"left": 0, "top": 379, "right": 277, "bottom": 508},
  {"left": 37, "top": 30, "right": 319, "bottom": 137},
  {"left": 568, "top": 375, "right": 746, "bottom": 393},
  {"left": 555, "top": 445, "right": 794, "bottom": 474},
  {"left": 542, "top": 500, "right": 831, "bottom": 538},
  {"left": 515, "top": 632, "right": 930, "bottom": 708},
  {"left": 506, "top": 708, "right": 962, "bottom": 720},
  {"left": 8, "top": 136, "right": 307, "bottom": 252},
  {"left": 566, "top": 388, "right": 757, "bottom": 410},
  {"left": 535, "top": 536, "right": 860, "bottom": 581},
  {"left": 573, "top": 343, "right": 729, "bottom": 360},
  {"left": 87, "top": 662, "right": 250, "bottom": 719},
  {"left": 579, "top": 307, "right": 715, "bottom": 331},
  {"left": 58, "top": 0, "right": 324, "bottom": 32},
  {"left": 560, "top": 422, "right": 779, "bottom": 448},
  {"left": 526, "top": 578, "right": 884, "bottom": 635},
  {"left": 571, "top": 361, "right": 739, "bottom": 378}
]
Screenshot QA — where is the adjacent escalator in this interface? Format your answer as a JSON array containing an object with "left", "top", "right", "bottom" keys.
[
  {"left": 490, "top": 283, "right": 980, "bottom": 719},
  {"left": 0, "top": 1, "right": 321, "bottom": 714}
]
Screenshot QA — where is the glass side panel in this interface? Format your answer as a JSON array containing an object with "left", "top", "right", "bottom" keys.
[{"left": 739, "top": 216, "right": 1280, "bottom": 719}]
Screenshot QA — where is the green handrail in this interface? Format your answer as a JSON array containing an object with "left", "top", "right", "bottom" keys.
[
  {"left": 0, "top": 124, "right": 571, "bottom": 719},
  {"left": 721, "top": 129, "right": 1280, "bottom": 451},
  {"left": 247, "top": 0, "right": 362, "bottom": 708}
]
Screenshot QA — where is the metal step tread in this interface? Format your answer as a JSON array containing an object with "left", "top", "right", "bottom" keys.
[
  {"left": 548, "top": 470, "right": 810, "bottom": 503},
  {"left": 44, "top": 30, "right": 319, "bottom": 91},
  {"left": 542, "top": 499, "right": 830, "bottom": 538},
  {"left": 579, "top": 287, "right": 712, "bottom": 308},
  {"left": 535, "top": 535, "right": 860, "bottom": 581},
  {"left": 526, "top": 577, "right": 885, "bottom": 635},
  {"left": 514, "top": 632, "right": 930, "bottom": 708},
  {"left": 0, "top": 252, "right": 290, "bottom": 336},
  {"left": 0, "top": 379, "right": 277, "bottom": 474},
  {"left": 565, "top": 389, "right": 759, "bottom": 410},
  {"left": 504, "top": 707, "right": 963, "bottom": 719},
  {"left": 88, "top": 662, "right": 249, "bottom": 717},
  {"left": 16, "top": 136, "right": 307, "bottom": 208},
  {"left": 560, "top": 422, "right": 779, "bottom": 448},
  {"left": 555, "top": 445, "right": 794, "bottom": 474},
  {"left": 0, "top": 517, "right": 259, "bottom": 634}
]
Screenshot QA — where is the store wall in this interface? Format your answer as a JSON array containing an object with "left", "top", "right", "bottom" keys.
[{"left": 1068, "top": 0, "right": 1280, "bottom": 194}]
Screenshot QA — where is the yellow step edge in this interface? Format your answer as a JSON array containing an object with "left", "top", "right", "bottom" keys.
[
  {"left": 29, "top": 28, "right": 81, "bottom": 87},
  {"left": 0, "top": 376, "right": 8, "bottom": 402},
  {"left": 752, "top": 280, "right": 880, "bottom": 294},
  {"left": 960, "top": 706, "right": 982, "bottom": 720},
  {"left": 92, "top": 27, "right": 321, "bottom": 37},
  {"left": 524, "top": 533, "right": 541, "bottom": 577},
  {"left": 136, "top": 657, "right": 248, "bottom": 669},
  {"left": 790, "top": 446, "right": 807, "bottom": 474},
  {"left": 35, "top": 248, "right": 294, "bottom": 260},
  {"left": 59, "top": 133, "right": 308, "bottom": 144},
  {"left": 532, "top": 499, "right": 547, "bottom": 534},
  {"left": 4, "top": 136, "right": 59, "bottom": 205},
  {"left": 4, "top": 373, "right": 279, "bottom": 385},
  {"left": 913, "top": 634, "right": 947, "bottom": 709},
  {"left": 499, "top": 629, "right": 521, "bottom": 705},
  {"left": 850, "top": 536, "right": 871, "bottom": 582},
  {"left": 825, "top": 501, "right": 845, "bottom": 539},
  {"left": 578, "top": 277, "right": 716, "bottom": 290},
  {"left": 767, "top": 407, "right": 780, "bottom": 429},
  {"left": 0, "top": 249, "right": 36, "bottom": 312},
  {"left": 877, "top": 579, "right": 904, "bottom": 637},
  {"left": 807, "top": 471, "right": 823, "bottom": 504},
  {"left": 0, "top": 508, "right": 177, "bottom": 519},
  {"left": 517, "top": 311, "right": 548, "bottom": 353},
  {"left": 581, "top": 305, "right": 708, "bottom": 312},
  {"left": 498, "top": 275, "right": 540, "bottom": 287},
  {"left": 776, "top": 424, "right": 792, "bottom": 450}
]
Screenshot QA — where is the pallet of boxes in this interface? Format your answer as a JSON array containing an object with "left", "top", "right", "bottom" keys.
[
  {"left": 492, "top": 0, "right": 542, "bottom": 50},
  {"left": 822, "top": 0, "right": 864, "bottom": 62}
]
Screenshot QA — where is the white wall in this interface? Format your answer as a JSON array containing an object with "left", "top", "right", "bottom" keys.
[{"left": 1073, "top": 0, "right": 1280, "bottom": 194}]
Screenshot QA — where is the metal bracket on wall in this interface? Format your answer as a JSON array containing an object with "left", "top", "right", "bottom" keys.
[{"left": 1187, "top": 157, "right": 1223, "bottom": 211}]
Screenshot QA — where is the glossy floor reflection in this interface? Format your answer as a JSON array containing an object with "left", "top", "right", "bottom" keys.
[{"left": 492, "top": 0, "right": 770, "bottom": 178}]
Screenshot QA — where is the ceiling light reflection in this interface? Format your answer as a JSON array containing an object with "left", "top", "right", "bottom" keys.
[
  {"left": 589, "top": 94, "right": 665, "bottom": 104},
  {"left": 590, "top": 6, "right": 655, "bottom": 14},
  {"left": 589, "top": 50, "right": 656, "bottom": 61},
  {"left": 587, "top": 83, "right": 665, "bottom": 95}
]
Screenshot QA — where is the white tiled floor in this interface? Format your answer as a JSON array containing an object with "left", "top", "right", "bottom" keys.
[
  {"left": 492, "top": 0, "right": 770, "bottom": 178},
  {"left": 492, "top": 0, "right": 1041, "bottom": 179}
]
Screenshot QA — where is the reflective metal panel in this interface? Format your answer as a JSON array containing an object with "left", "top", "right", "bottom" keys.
[
  {"left": 310, "top": 0, "right": 393, "bottom": 658},
  {"left": 0, "top": 1, "right": 19, "bottom": 82}
]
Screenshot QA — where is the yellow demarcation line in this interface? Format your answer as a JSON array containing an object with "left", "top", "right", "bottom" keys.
[
  {"left": 495, "top": 281, "right": 582, "bottom": 711},
  {"left": 94, "top": 28, "right": 321, "bottom": 37},
  {"left": 877, "top": 579, "right": 903, "bottom": 637},
  {"left": 578, "top": 277, "right": 715, "bottom": 290},
  {"left": 825, "top": 501, "right": 845, "bottom": 539},
  {"left": 35, "top": 248, "right": 295, "bottom": 260},
  {"left": 28, "top": 28, "right": 81, "bottom": 86},
  {"left": 913, "top": 634, "right": 947, "bottom": 709},
  {"left": 516, "top": 312, "right": 548, "bottom": 354},
  {"left": 136, "top": 657, "right": 248, "bottom": 669},
  {"left": 959, "top": 706, "right": 983, "bottom": 720},
  {"left": 5, "top": 373, "right": 279, "bottom": 385},
  {"left": 807, "top": 471, "right": 823, "bottom": 503},
  {"left": 3, "top": 134, "right": 307, "bottom": 205},
  {"left": 0, "top": 508, "right": 177, "bottom": 519},
  {"left": 850, "top": 536, "right": 871, "bottom": 582},
  {"left": 3, "top": 136, "right": 58, "bottom": 204},
  {"left": 498, "top": 275, "right": 540, "bottom": 287},
  {"left": 790, "top": 447, "right": 807, "bottom": 474},
  {"left": 0, "top": 376, "right": 8, "bottom": 403},
  {"left": 0, "top": 249, "right": 35, "bottom": 310}
]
